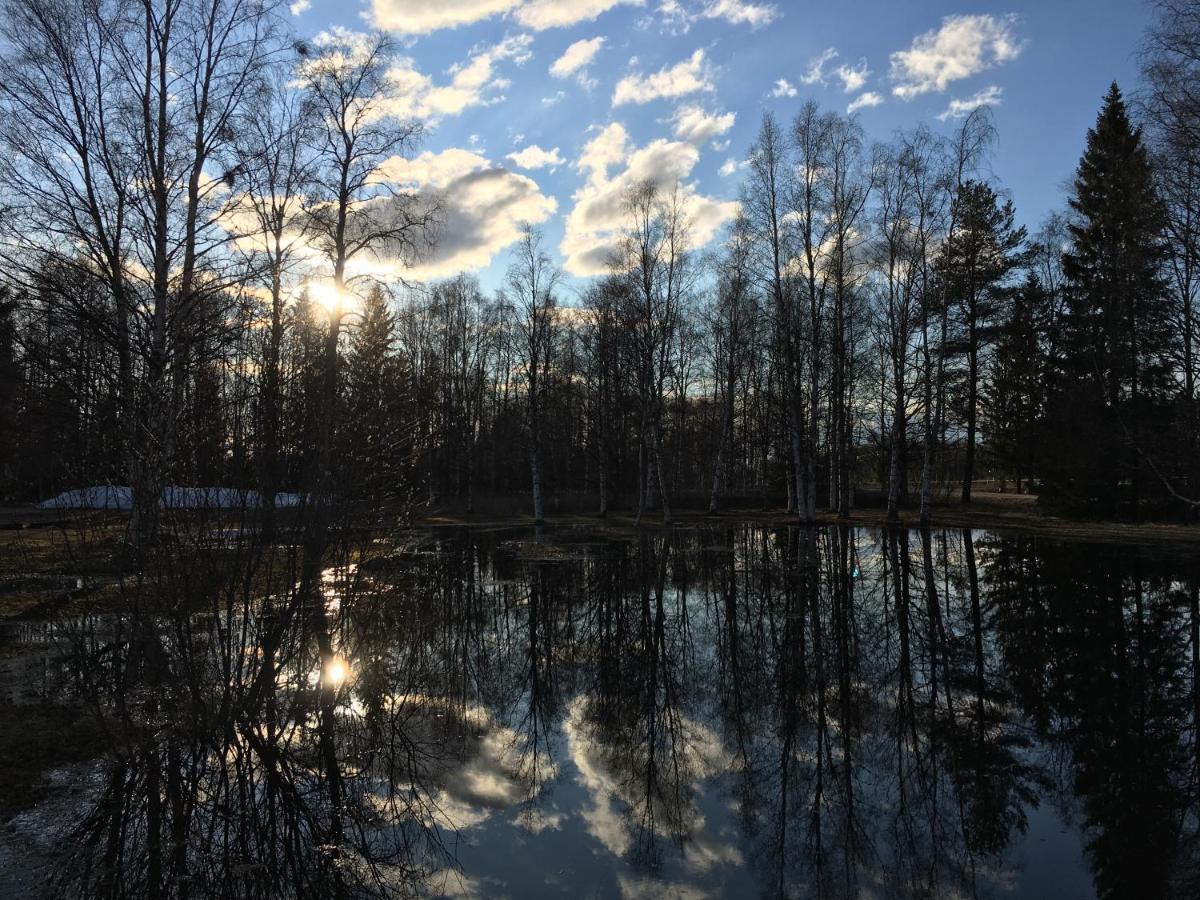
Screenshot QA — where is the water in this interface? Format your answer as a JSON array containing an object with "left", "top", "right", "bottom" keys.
[{"left": 2, "top": 523, "right": 1198, "bottom": 899}]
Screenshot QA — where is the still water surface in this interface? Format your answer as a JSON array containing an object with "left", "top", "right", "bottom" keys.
[{"left": 4, "top": 523, "right": 1199, "bottom": 899}]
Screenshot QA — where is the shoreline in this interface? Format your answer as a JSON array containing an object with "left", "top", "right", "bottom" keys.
[
  {"left": 3, "top": 492, "right": 1199, "bottom": 547},
  {"left": 415, "top": 495, "right": 1200, "bottom": 547}
]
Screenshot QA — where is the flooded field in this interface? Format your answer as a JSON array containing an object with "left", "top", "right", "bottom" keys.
[{"left": 1, "top": 523, "right": 1198, "bottom": 898}]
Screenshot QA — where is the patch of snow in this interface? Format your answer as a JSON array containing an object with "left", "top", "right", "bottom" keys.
[{"left": 37, "top": 486, "right": 305, "bottom": 510}]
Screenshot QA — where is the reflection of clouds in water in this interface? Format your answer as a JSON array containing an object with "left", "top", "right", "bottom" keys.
[
  {"left": 410, "top": 705, "right": 556, "bottom": 835},
  {"left": 516, "top": 808, "right": 566, "bottom": 834},
  {"left": 563, "top": 695, "right": 743, "bottom": 881},
  {"left": 447, "top": 731, "right": 526, "bottom": 806},
  {"left": 618, "top": 872, "right": 718, "bottom": 899},
  {"left": 423, "top": 867, "right": 511, "bottom": 899},
  {"left": 683, "top": 827, "right": 743, "bottom": 874},
  {"left": 564, "top": 696, "right": 633, "bottom": 857}
]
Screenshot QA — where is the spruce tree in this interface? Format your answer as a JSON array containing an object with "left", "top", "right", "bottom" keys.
[
  {"left": 343, "top": 285, "right": 404, "bottom": 511},
  {"left": 983, "top": 274, "right": 1049, "bottom": 492},
  {"left": 1043, "top": 83, "right": 1174, "bottom": 514},
  {"left": 935, "top": 180, "right": 1028, "bottom": 504}
]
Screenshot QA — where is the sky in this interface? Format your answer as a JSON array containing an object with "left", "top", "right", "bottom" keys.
[{"left": 289, "top": 0, "right": 1156, "bottom": 296}]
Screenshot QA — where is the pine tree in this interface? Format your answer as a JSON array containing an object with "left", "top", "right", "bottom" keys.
[{"left": 1043, "top": 84, "right": 1175, "bottom": 514}]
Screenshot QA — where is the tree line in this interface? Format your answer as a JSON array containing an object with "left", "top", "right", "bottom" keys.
[{"left": 0, "top": 0, "right": 1196, "bottom": 527}]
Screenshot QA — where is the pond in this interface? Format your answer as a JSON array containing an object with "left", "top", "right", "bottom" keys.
[{"left": 2, "top": 523, "right": 1198, "bottom": 899}]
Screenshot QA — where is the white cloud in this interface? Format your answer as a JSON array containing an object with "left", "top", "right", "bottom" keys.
[
  {"left": 377, "top": 148, "right": 489, "bottom": 190},
  {"left": 507, "top": 144, "right": 565, "bottom": 169},
  {"left": 376, "top": 148, "right": 557, "bottom": 280},
  {"left": 800, "top": 47, "right": 837, "bottom": 85},
  {"left": 655, "top": 0, "right": 777, "bottom": 32},
  {"left": 670, "top": 105, "right": 735, "bottom": 145},
  {"left": 562, "top": 122, "right": 738, "bottom": 275},
  {"left": 550, "top": 36, "right": 606, "bottom": 88},
  {"left": 718, "top": 157, "right": 749, "bottom": 177},
  {"left": 795, "top": 48, "right": 872, "bottom": 93},
  {"left": 890, "top": 14, "right": 1024, "bottom": 99},
  {"left": 772, "top": 78, "right": 797, "bottom": 98},
  {"left": 289, "top": 0, "right": 311, "bottom": 14},
  {"left": 368, "top": 0, "right": 521, "bottom": 34},
  {"left": 936, "top": 84, "right": 1003, "bottom": 120},
  {"left": 700, "top": 0, "right": 777, "bottom": 27},
  {"left": 847, "top": 91, "right": 883, "bottom": 114},
  {"left": 384, "top": 34, "right": 533, "bottom": 123},
  {"left": 516, "top": 0, "right": 644, "bottom": 31},
  {"left": 541, "top": 91, "right": 567, "bottom": 106},
  {"left": 369, "top": 0, "right": 640, "bottom": 34},
  {"left": 834, "top": 59, "right": 870, "bottom": 93},
  {"left": 578, "top": 122, "right": 633, "bottom": 178},
  {"left": 612, "top": 48, "right": 715, "bottom": 106}
]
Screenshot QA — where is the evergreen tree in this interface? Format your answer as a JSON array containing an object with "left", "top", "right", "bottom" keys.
[
  {"left": 343, "top": 285, "right": 406, "bottom": 512},
  {"left": 983, "top": 274, "right": 1049, "bottom": 492},
  {"left": 935, "top": 180, "right": 1028, "bottom": 503},
  {"left": 0, "top": 292, "right": 18, "bottom": 497},
  {"left": 1042, "top": 84, "right": 1176, "bottom": 514}
]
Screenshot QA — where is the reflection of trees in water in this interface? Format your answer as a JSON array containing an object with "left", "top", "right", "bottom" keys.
[
  {"left": 987, "top": 536, "right": 1200, "bottom": 899},
  {"left": 701, "top": 526, "right": 1200, "bottom": 899},
  {"left": 55, "top": 524, "right": 470, "bottom": 899},
  {"left": 46, "top": 521, "right": 1200, "bottom": 897},
  {"left": 584, "top": 530, "right": 708, "bottom": 870}
]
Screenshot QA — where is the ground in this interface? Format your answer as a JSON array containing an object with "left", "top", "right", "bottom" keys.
[{"left": 418, "top": 491, "right": 1200, "bottom": 547}]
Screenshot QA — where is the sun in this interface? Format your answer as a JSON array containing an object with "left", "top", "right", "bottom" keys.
[
  {"left": 302, "top": 280, "right": 349, "bottom": 317},
  {"left": 324, "top": 657, "right": 349, "bottom": 687}
]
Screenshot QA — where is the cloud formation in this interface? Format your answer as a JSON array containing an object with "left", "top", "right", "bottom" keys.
[
  {"left": 801, "top": 47, "right": 838, "bottom": 85},
  {"left": 516, "top": 0, "right": 643, "bottom": 31},
  {"left": 718, "top": 157, "right": 749, "bottom": 177},
  {"left": 890, "top": 14, "right": 1023, "bottom": 99},
  {"left": 376, "top": 149, "right": 557, "bottom": 280},
  {"left": 700, "top": 0, "right": 777, "bottom": 27},
  {"left": 612, "top": 49, "right": 715, "bottom": 106},
  {"left": 936, "top": 84, "right": 1003, "bottom": 120},
  {"left": 507, "top": 144, "right": 565, "bottom": 169},
  {"left": 670, "top": 105, "right": 735, "bottom": 145},
  {"left": 550, "top": 36, "right": 606, "bottom": 88},
  {"left": 561, "top": 122, "right": 738, "bottom": 275},
  {"left": 796, "top": 48, "right": 871, "bottom": 93},
  {"left": 772, "top": 78, "right": 797, "bottom": 98},
  {"left": 368, "top": 0, "right": 522, "bottom": 34},
  {"left": 369, "top": 0, "right": 641, "bottom": 33},
  {"left": 384, "top": 34, "right": 532, "bottom": 123},
  {"left": 654, "top": 0, "right": 777, "bottom": 32},
  {"left": 847, "top": 91, "right": 883, "bottom": 114},
  {"left": 834, "top": 60, "right": 871, "bottom": 93}
]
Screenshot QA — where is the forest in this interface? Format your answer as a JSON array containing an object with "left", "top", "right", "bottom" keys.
[{"left": 0, "top": 0, "right": 1196, "bottom": 533}]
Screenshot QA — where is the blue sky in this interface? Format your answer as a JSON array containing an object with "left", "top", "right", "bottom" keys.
[{"left": 291, "top": 0, "right": 1154, "bottom": 294}]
